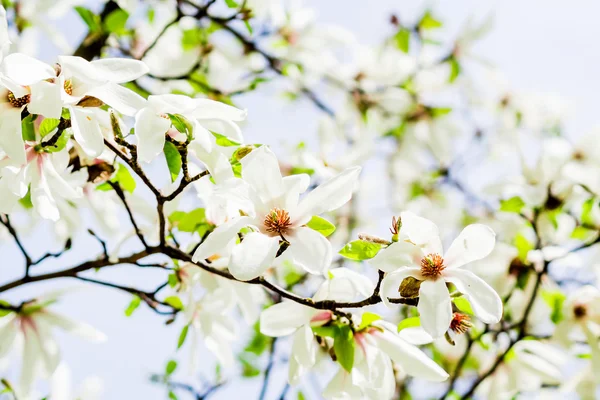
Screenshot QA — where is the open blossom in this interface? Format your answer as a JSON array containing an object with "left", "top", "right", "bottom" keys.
[
  {"left": 134, "top": 94, "right": 246, "bottom": 163},
  {"left": 372, "top": 211, "right": 502, "bottom": 338},
  {"left": 192, "top": 146, "right": 361, "bottom": 280},
  {"left": 0, "top": 292, "right": 106, "bottom": 396}
]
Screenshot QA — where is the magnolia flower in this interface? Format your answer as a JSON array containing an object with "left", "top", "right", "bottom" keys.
[
  {"left": 0, "top": 5, "right": 9, "bottom": 59},
  {"left": 134, "top": 94, "right": 246, "bottom": 163},
  {"left": 57, "top": 56, "right": 148, "bottom": 157},
  {"left": 192, "top": 146, "right": 360, "bottom": 280},
  {"left": 0, "top": 292, "right": 106, "bottom": 396},
  {"left": 0, "top": 53, "right": 61, "bottom": 165},
  {"left": 372, "top": 211, "right": 502, "bottom": 338},
  {"left": 48, "top": 363, "right": 103, "bottom": 400},
  {"left": 0, "top": 144, "right": 83, "bottom": 221}
]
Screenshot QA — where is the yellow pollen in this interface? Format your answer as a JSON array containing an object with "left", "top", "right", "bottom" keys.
[
  {"left": 420, "top": 253, "right": 445, "bottom": 278},
  {"left": 450, "top": 313, "right": 472, "bottom": 334},
  {"left": 64, "top": 80, "right": 73, "bottom": 95},
  {"left": 264, "top": 208, "right": 292, "bottom": 236},
  {"left": 7, "top": 91, "right": 30, "bottom": 108}
]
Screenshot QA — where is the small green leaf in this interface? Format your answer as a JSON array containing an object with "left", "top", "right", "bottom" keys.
[
  {"left": 103, "top": 9, "right": 129, "bottom": 34},
  {"left": 124, "top": 296, "right": 141, "bottom": 317},
  {"left": 449, "top": 58, "right": 460, "bottom": 83},
  {"left": 238, "top": 353, "right": 261, "bottom": 377},
  {"left": 500, "top": 196, "right": 525, "bottom": 214},
  {"left": 312, "top": 325, "right": 337, "bottom": 338},
  {"left": 394, "top": 28, "right": 410, "bottom": 53},
  {"left": 419, "top": 11, "right": 442, "bottom": 30},
  {"left": 18, "top": 187, "right": 33, "bottom": 209},
  {"left": 581, "top": 198, "right": 596, "bottom": 226},
  {"left": 167, "top": 113, "right": 193, "bottom": 137},
  {"left": 114, "top": 164, "right": 136, "bottom": 193},
  {"left": 43, "top": 130, "right": 71, "bottom": 153},
  {"left": 244, "top": 20, "right": 253, "bottom": 34},
  {"left": 168, "top": 391, "right": 178, "bottom": 400},
  {"left": 21, "top": 115, "right": 35, "bottom": 141},
  {"left": 358, "top": 312, "right": 381, "bottom": 331},
  {"left": 224, "top": 0, "right": 239, "bottom": 8},
  {"left": 177, "top": 325, "right": 189, "bottom": 349},
  {"left": 541, "top": 289, "right": 566, "bottom": 324},
  {"left": 165, "top": 360, "right": 177, "bottom": 375},
  {"left": 163, "top": 141, "right": 182, "bottom": 182},
  {"left": 164, "top": 296, "right": 183, "bottom": 310},
  {"left": 306, "top": 216, "right": 336, "bottom": 237},
  {"left": 333, "top": 325, "right": 355, "bottom": 373},
  {"left": 168, "top": 273, "right": 178, "bottom": 288},
  {"left": 339, "top": 240, "right": 382, "bottom": 261},
  {"left": 453, "top": 297, "right": 474, "bottom": 315},
  {"left": 430, "top": 107, "right": 452, "bottom": 118},
  {"left": 39, "top": 118, "right": 60, "bottom": 137},
  {"left": 75, "top": 6, "right": 101, "bottom": 32},
  {"left": 571, "top": 225, "right": 594, "bottom": 240},
  {"left": 212, "top": 131, "right": 240, "bottom": 147},
  {"left": 244, "top": 322, "right": 272, "bottom": 355},
  {"left": 397, "top": 316, "right": 421, "bottom": 332},
  {"left": 514, "top": 233, "right": 534, "bottom": 262}
]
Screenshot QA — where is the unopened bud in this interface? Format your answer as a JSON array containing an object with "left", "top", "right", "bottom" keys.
[
  {"left": 399, "top": 276, "right": 421, "bottom": 298},
  {"left": 76, "top": 96, "right": 104, "bottom": 108},
  {"left": 358, "top": 233, "right": 391, "bottom": 246},
  {"left": 389, "top": 216, "right": 402, "bottom": 240},
  {"left": 234, "top": 145, "right": 254, "bottom": 161}
]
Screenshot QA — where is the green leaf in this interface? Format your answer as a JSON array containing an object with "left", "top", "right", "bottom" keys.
[
  {"left": 177, "top": 325, "right": 189, "bottom": 349},
  {"left": 171, "top": 208, "right": 208, "bottom": 232},
  {"left": 358, "top": 312, "right": 381, "bottom": 331},
  {"left": 312, "top": 325, "right": 337, "bottom": 338},
  {"left": 224, "top": 0, "right": 239, "bottom": 8},
  {"left": 103, "top": 9, "right": 129, "bottom": 34},
  {"left": 394, "top": 28, "right": 410, "bottom": 53},
  {"left": 21, "top": 115, "right": 35, "bottom": 141},
  {"left": 306, "top": 216, "right": 336, "bottom": 237},
  {"left": 167, "top": 113, "right": 193, "bottom": 137},
  {"left": 572, "top": 225, "right": 594, "bottom": 240},
  {"left": 339, "top": 240, "right": 382, "bottom": 261},
  {"left": 449, "top": 58, "right": 460, "bottom": 83},
  {"left": 75, "top": 6, "right": 101, "bottom": 32},
  {"left": 514, "top": 233, "right": 534, "bottom": 262},
  {"left": 397, "top": 316, "right": 421, "bottom": 332},
  {"left": 124, "top": 296, "right": 141, "bottom": 317},
  {"left": 245, "top": 322, "right": 272, "bottom": 355},
  {"left": 168, "top": 391, "right": 178, "bottom": 400},
  {"left": 453, "top": 297, "right": 474, "bottom": 315},
  {"left": 165, "top": 360, "right": 177, "bottom": 375},
  {"left": 163, "top": 141, "right": 182, "bottom": 182},
  {"left": 168, "top": 273, "right": 178, "bottom": 288},
  {"left": 582, "top": 198, "right": 596, "bottom": 226},
  {"left": 430, "top": 107, "right": 452, "bottom": 118},
  {"left": 419, "top": 11, "right": 442, "bottom": 30},
  {"left": 333, "top": 325, "right": 355, "bottom": 372},
  {"left": 238, "top": 353, "right": 261, "bottom": 377},
  {"left": 114, "top": 164, "right": 136, "bottom": 193},
  {"left": 39, "top": 118, "right": 60, "bottom": 137},
  {"left": 212, "top": 131, "right": 240, "bottom": 147},
  {"left": 541, "top": 289, "right": 566, "bottom": 324},
  {"left": 43, "top": 130, "right": 71, "bottom": 153},
  {"left": 164, "top": 296, "right": 184, "bottom": 310},
  {"left": 244, "top": 20, "right": 253, "bottom": 34},
  {"left": 18, "top": 187, "right": 33, "bottom": 209},
  {"left": 500, "top": 196, "right": 525, "bottom": 214}
]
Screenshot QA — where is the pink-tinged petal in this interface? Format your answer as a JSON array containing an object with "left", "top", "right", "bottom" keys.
[
  {"left": 28, "top": 81, "right": 62, "bottom": 119},
  {"left": 134, "top": 107, "right": 171, "bottom": 163},
  {"left": 371, "top": 329, "right": 449, "bottom": 382},
  {"left": 379, "top": 267, "right": 422, "bottom": 308},
  {"left": 286, "top": 226, "right": 332, "bottom": 275},
  {"left": 259, "top": 301, "right": 314, "bottom": 337},
  {"left": 292, "top": 166, "right": 361, "bottom": 226},
  {"left": 241, "top": 146, "right": 284, "bottom": 204},
  {"left": 87, "top": 82, "right": 146, "bottom": 116},
  {"left": 70, "top": 106, "right": 104, "bottom": 157},
  {"left": 229, "top": 232, "right": 279, "bottom": 281},
  {"left": 192, "top": 216, "right": 252, "bottom": 262},
  {"left": 418, "top": 279, "right": 452, "bottom": 338},
  {"left": 445, "top": 268, "right": 502, "bottom": 324},
  {"left": 399, "top": 211, "right": 443, "bottom": 255},
  {"left": 444, "top": 224, "right": 496, "bottom": 269},
  {"left": 369, "top": 241, "right": 420, "bottom": 273},
  {"left": 2, "top": 53, "right": 55, "bottom": 86},
  {"left": 0, "top": 106, "right": 26, "bottom": 165}
]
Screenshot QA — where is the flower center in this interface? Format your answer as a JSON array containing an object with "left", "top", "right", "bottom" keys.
[
  {"left": 450, "top": 313, "right": 472, "bottom": 334},
  {"left": 574, "top": 304, "right": 587, "bottom": 320},
  {"left": 64, "top": 79, "right": 73, "bottom": 95},
  {"left": 264, "top": 208, "right": 292, "bottom": 236},
  {"left": 7, "top": 91, "right": 30, "bottom": 108},
  {"left": 420, "top": 253, "right": 445, "bottom": 278}
]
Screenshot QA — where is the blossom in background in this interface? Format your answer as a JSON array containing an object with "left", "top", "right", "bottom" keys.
[
  {"left": 372, "top": 211, "right": 502, "bottom": 338},
  {"left": 193, "top": 146, "right": 360, "bottom": 280},
  {"left": 0, "top": 291, "right": 106, "bottom": 396}
]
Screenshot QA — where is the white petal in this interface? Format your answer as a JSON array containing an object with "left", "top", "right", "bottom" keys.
[
  {"left": 397, "top": 326, "right": 434, "bottom": 346},
  {"left": 70, "top": 106, "right": 104, "bottom": 157},
  {"left": 286, "top": 226, "right": 332, "bottom": 275},
  {"left": 282, "top": 173, "right": 310, "bottom": 210},
  {"left": 28, "top": 81, "right": 63, "bottom": 118},
  {"left": 372, "top": 329, "right": 449, "bottom": 382},
  {"left": 292, "top": 166, "right": 361, "bottom": 226},
  {"left": 444, "top": 224, "right": 496, "bottom": 269},
  {"left": 369, "top": 241, "right": 419, "bottom": 273},
  {"left": 0, "top": 106, "right": 25, "bottom": 165},
  {"left": 418, "top": 279, "right": 452, "bottom": 338},
  {"left": 39, "top": 311, "right": 107, "bottom": 342},
  {"left": 259, "top": 301, "right": 314, "bottom": 337},
  {"left": 42, "top": 156, "right": 81, "bottom": 200},
  {"left": 0, "top": 318, "right": 17, "bottom": 358},
  {"left": 2, "top": 53, "right": 55, "bottom": 85},
  {"left": 291, "top": 324, "right": 317, "bottom": 369},
  {"left": 191, "top": 98, "right": 247, "bottom": 121},
  {"left": 380, "top": 267, "right": 422, "bottom": 308},
  {"left": 192, "top": 216, "right": 252, "bottom": 262},
  {"left": 134, "top": 108, "right": 171, "bottom": 163},
  {"left": 399, "top": 211, "right": 443, "bottom": 254},
  {"left": 87, "top": 83, "right": 146, "bottom": 116},
  {"left": 90, "top": 58, "right": 150, "bottom": 83},
  {"left": 31, "top": 165, "right": 60, "bottom": 221},
  {"left": 59, "top": 56, "right": 105, "bottom": 85},
  {"left": 445, "top": 268, "right": 503, "bottom": 324},
  {"left": 241, "top": 146, "right": 284, "bottom": 204},
  {"left": 317, "top": 267, "right": 375, "bottom": 302},
  {"left": 229, "top": 232, "right": 279, "bottom": 281}
]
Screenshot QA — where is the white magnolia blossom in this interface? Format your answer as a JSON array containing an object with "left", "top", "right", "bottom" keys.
[
  {"left": 193, "top": 146, "right": 361, "bottom": 280},
  {"left": 372, "top": 211, "right": 502, "bottom": 338}
]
